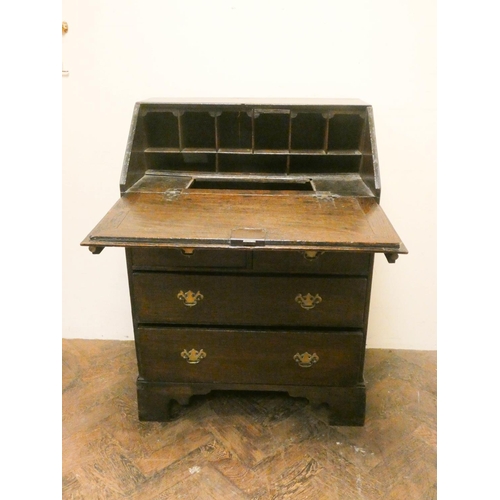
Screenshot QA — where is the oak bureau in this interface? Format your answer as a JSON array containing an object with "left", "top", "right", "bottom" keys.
[{"left": 82, "top": 98, "right": 407, "bottom": 426}]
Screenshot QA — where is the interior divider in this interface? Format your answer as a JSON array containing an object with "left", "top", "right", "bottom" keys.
[
  {"left": 323, "top": 113, "right": 330, "bottom": 151},
  {"left": 214, "top": 113, "right": 220, "bottom": 172},
  {"left": 178, "top": 111, "right": 184, "bottom": 150},
  {"left": 177, "top": 111, "right": 183, "bottom": 151},
  {"left": 217, "top": 110, "right": 253, "bottom": 151},
  {"left": 214, "top": 113, "right": 220, "bottom": 152},
  {"left": 251, "top": 110, "right": 255, "bottom": 152}
]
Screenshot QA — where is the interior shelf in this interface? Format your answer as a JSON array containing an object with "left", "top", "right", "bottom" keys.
[
  {"left": 218, "top": 148, "right": 253, "bottom": 154},
  {"left": 326, "top": 150, "right": 362, "bottom": 155},
  {"left": 145, "top": 147, "right": 181, "bottom": 153},
  {"left": 145, "top": 148, "right": 361, "bottom": 155}
]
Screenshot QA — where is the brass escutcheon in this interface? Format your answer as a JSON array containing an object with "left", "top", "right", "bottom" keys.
[
  {"left": 181, "top": 349, "right": 206, "bottom": 364},
  {"left": 177, "top": 290, "right": 204, "bottom": 307},
  {"left": 294, "top": 352, "right": 319, "bottom": 368},
  {"left": 181, "top": 248, "right": 195, "bottom": 256},
  {"left": 295, "top": 293, "right": 322, "bottom": 310}
]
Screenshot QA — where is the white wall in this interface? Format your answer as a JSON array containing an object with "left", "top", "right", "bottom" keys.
[{"left": 62, "top": 0, "right": 436, "bottom": 349}]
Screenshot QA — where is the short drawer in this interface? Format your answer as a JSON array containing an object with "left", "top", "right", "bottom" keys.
[
  {"left": 130, "top": 248, "right": 248, "bottom": 270},
  {"left": 132, "top": 273, "right": 367, "bottom": 328},
  {"left": 252, "top": 251, "right": 371, "bottom": 275},
  {"left": 136, "top": 326, "right": 364, "bottom": 387}
]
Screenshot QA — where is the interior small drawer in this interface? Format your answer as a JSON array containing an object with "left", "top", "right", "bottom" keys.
[
  {"left": 136, "top": 326, "right": 364, "bottom": 387},
  {"left": 252, "top": 251, "right": 371, "bottom": 275},
  {"left": 131, "top": 273, "right": 367, "bottom": 328},
  {"left": 129, "top": 248, "right": 248, "bottom": 270}
]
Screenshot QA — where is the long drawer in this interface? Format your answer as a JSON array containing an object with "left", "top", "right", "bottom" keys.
[
  {"left": 131, "top": 273, "right": 367, "bottom": 327},
  {"left": 136, "top": 326, "right": 364, "bottom": 386}
]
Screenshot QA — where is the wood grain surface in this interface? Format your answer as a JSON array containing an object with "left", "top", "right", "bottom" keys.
[{"left": 81, "top": 191, "right": 406, "bottom": 253}]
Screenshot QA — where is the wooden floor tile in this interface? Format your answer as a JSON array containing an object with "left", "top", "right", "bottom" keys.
[{"left": 62, "top": 340, "right": 436, "bottom": 499}]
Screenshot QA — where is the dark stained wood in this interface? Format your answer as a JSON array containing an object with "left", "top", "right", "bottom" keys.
[
  {"left": 136, "top": 380, "right": 367, "bottom": 427},
  {"left": 136, "top": 327, "right": 364, "bottom": 386},
  {"left": 81, "top": 100, "right": 407, "bottom": 427},
  {"left": 131, "top": 273, "right": 368, "bottom": 327},
  {"left": 252, "top": 249, "right": 371, "bottom": 274},
  {"left": 130, "top": 247, "right": 249, "bottom": 270},
  {"left": 130, "top": 248, "right": 371, "bottom": 274},
  {"left": 62, "top": 340, "right": 436, "bottom": 499}
]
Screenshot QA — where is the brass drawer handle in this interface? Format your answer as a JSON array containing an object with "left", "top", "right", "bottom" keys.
[
  {"left": 177, "top": 290, "right": 204, "bottom": 307},
  {"left": 295, "top": 293, "right": 322, "bottom": 310},
  {"left": 181, "top": 247, "right": 195, "bottom": 256},
  {"left": 181, "top": 349, "right": 206, "bottom": 364},
  {"left": 303, "top": 250, "right": 324, "bottom": 260},
  {"left": 294, "top": 352, "right": 319, "bottom": 368}
]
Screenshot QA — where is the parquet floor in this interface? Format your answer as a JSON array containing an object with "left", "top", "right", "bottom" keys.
[{"left": 62, "top": 340, "right": 436, "bottom": 499}]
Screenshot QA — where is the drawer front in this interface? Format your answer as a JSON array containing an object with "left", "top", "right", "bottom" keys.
[
  {"left": 132, "top": 273, "right": 367, "bottom": 327},
  {"left": 130, "top": 248, "right": 248, "bottom": 270},
  {"left": 136, "top": 327, "right": 364, "bottom": 387},
  {"left": 252, "top": 251, "right": 371, "bottom": 275}
]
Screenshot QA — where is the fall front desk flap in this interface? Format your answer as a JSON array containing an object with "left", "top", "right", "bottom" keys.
[{"left": 81, "top": 99, "right": 407, "bottom": 260}]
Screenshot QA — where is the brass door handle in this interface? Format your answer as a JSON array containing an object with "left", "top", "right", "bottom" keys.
[
  {"left": 181, "top": 349, "right": 206, "bottom": 364},
  {"left": 294, "top": 352, "right": 319, "bottom": 367},
  {"left": 295, "top": 293, "right": 322, "bottom": 310},
  {"left": 177, "top": 290, "right": 204, "bottom": 307}
]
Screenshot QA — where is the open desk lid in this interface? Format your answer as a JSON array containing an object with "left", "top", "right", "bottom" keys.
[
  {"left": 82, "top": 100, "right": 407, "bottom": 262},
  {"left": 81, "top": 183, "right": 407, "bottom": 262}
]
